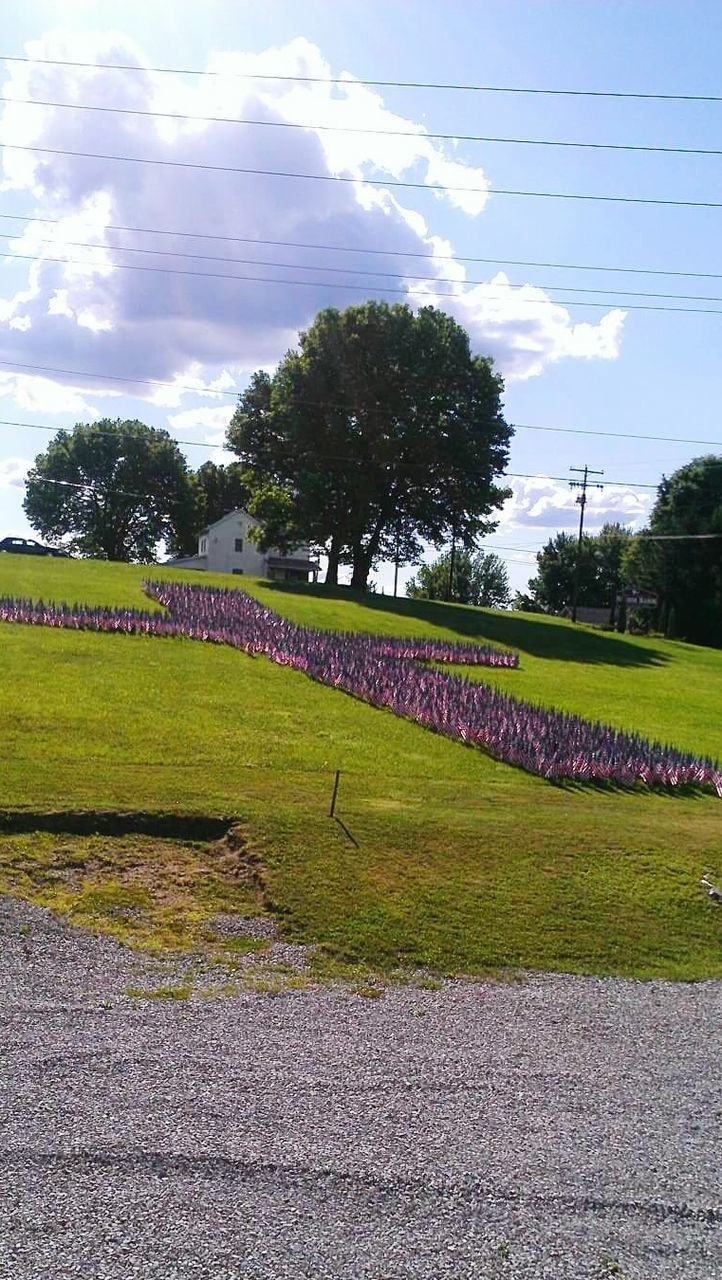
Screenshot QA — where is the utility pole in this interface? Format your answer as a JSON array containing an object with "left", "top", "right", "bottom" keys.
[
  {"left": 393, "top": 520, "right": 400, "bottom": 597},
  {"left": 569, "top": 465, "right": 604, "bottom": 623}
]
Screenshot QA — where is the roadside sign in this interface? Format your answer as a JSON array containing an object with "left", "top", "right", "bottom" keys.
[{"left": 620, "top": 589, "right": 658, "bottom": 607}]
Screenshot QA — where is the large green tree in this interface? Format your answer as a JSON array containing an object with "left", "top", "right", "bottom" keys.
[
  {"left": 227, "top": 302, "right": 512, "bottom": 589},
  {"left": 593, "top": 522, "right": 635, "bottom": 622},
  {"left": 520, "top": 524, "right": 634, "bottom": 616},
  {"left": 23, "top": 419, "right": 194, "bottom": 562},
  {"left": 522, "top": 532, "right": 600, "bottom": 614},
  {"left": 406, "top": 548, "right": 510, "bottom": 607},
  {"left": 169, "top": 460, "right": 252, "bottom": 557},
  {"left": 632, "top": 456, "right": 722, "bottom": 645}
]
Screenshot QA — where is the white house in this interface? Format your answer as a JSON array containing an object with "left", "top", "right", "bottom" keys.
[{"left": 167, "top": 509, "right": 319, "bottom": 582}]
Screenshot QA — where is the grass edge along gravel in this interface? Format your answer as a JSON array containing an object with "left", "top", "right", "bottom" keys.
[{"left": 0, "top": 827, "right": 475, "bottom": 996}]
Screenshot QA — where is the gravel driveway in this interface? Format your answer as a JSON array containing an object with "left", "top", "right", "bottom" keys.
[{"left": 1, "top": 894, "right": 721, "bottom": 1280}]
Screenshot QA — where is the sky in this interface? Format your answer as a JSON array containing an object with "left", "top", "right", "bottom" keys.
[{"left": 1, "top": 0, "right": 721, "bottom": 595}]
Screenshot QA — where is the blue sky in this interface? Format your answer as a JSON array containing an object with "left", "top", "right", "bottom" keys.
[{"left": 1, "top": 0, "right": 721, "bottom": 593}]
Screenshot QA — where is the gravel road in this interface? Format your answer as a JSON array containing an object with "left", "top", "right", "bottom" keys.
[{"left": 1, "top": 894, "right": 721, "bottom": 1280}]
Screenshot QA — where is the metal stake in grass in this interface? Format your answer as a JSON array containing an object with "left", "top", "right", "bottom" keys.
[{"left": 329, "top": 769, "right": 341, "bottom": 819}]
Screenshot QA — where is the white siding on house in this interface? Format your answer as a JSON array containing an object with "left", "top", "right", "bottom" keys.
[
  {"left": 202, "top": 511, "right": 267, "bottom": 576},
  {"left": 166, "top": 509, "right": 318, "bottom": 581}
]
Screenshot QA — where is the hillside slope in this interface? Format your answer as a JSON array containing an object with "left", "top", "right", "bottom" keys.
[
  {"left": 1, "top": 554, "right": 721, "bottom": 979},
  {"left": 3, "top": 554, "right": 720, "bottom": 756}
]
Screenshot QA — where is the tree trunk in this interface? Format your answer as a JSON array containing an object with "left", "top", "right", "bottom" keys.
[
  {"left": 350, "top": 545, "right": 373, "bottom": 591},
  {"left": 349, "top": 505, "right": 391, "bottom": 591},
  {"left": 660, "top": 596, "right": 671, "bottom": 637},
  {"left": 325, "top": 536, "right": 340, "bottom": 586}
]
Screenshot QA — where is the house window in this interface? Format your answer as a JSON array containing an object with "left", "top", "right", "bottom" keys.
[
  {"left": 199, "top": 537, "right": 208, "bottom": 554},
  {"left": 235, "top": 538, "right": 243, "bottom": 552}
]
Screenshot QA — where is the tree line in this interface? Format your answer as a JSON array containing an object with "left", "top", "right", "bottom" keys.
[
  {"left": 21, "top": 300, "right": 721, "bottom": 647},
  {"left": 23, "top": 301, "right": 512, "bottom": 592},
  {"left": 515, "top": 456, "right": 722, "bottom": 647},
  {"left": 22, "top": 422, "right": 252, "bottom": 566}
]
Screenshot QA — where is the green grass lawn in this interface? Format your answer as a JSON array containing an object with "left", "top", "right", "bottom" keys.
[{"left": 1, "top": 553, "right": 721, "bottom": 980}]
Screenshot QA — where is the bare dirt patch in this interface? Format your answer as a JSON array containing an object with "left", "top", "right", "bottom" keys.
[{"left": 0, "top": 829, "right": 264, "bottom": 954}]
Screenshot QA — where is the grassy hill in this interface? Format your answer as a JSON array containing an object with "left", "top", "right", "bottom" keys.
[{"left": 1, "top": 554, "right": 721, "bottom": 980}]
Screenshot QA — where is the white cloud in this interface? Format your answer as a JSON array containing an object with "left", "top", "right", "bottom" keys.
[
  {"left": 0, "top": 456, "right": 30, "bottom": 487},
  {"left": 149, "top": 367, "right": 239, "bottom": 408},
  {"left": 451, "top": 276, "right": 626, "bottom": 380},
  {"left": 167, "top": 404, "right": 232, "bottom": 439},
  {"left": 0, "top": 373, "right": 105, "bottom": 415},
  {"left": 556, "top": 308, "right": 628, "bottom": 363},
  {"left": 203, "top": 40, "right": 491, "bottom": 216},
  {"left": 0, "top": 30, "right": 626, "bottom": 399},
  {"left": 423, "top": 153, "right": 489, "bottom": 217},
  {"left": 498, "top": 475, "right": 653, "bottom": 533}
]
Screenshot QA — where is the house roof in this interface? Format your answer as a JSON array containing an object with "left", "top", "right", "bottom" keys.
[
  {"left": 560, "top": 605, "right": 612, "bottom": 625},
  {"left": 198, "top": 508, "right": 245, "bottom": 536}
]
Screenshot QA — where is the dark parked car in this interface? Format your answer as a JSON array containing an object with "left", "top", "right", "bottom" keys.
[{"left": 0, "top": 536, "right": 71, "bottom": 557}]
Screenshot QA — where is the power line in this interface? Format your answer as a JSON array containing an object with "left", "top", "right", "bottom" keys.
[
  {"left": 1, "top": 400, "right": 722, "bottom": 456},
  {"left": 0, "top": 415, "right": 225, "bottom": 449},
  {"left": 0, "top": 412, "right": 667, "bottom": 488},
  {"left": 2, "top": 211, "right": 719, "bottom": 283},
  {"left": 3, "top": 54, "right": 722, "bottom": 103},
  {"left": 479, "top": 543, "right": 539, "bottom": 556},
  {"left": 5, "top": 141, "right": 722, "bottom": 210},
  {"left": 510, "top": 424, "right": 722, "bottom": 447},
  {"left": 16, "top": 430, "right": 720, "bottom": 500},
  {"left": 486, "top": 533, "right": 722, "bottom": 565},
  {"left": 5, "top": 231, "right": 512, "bottom": 294},
  {"left": 12, "top": 458, "right": 663, "bottom": 496},
  {"left": 8, "top": 477, "right": 716, "bottom": 544},
  {"left": 16, "top": 443, "right": 671, "bottom": 493},
  {"left": 15, "top": 466, "right": 660, "bottom": 495},
  {"left": 5, "top": 246, "right": 722, "bottom": 315},
  {"left": 472, "top": 551, "right": 538, "bottom": 567},
  {"left": 3, "top": 94, "right": 722, "bottom": 157},
  {"left": 29, "top": 475, "right": 146, "bottom": 497},
  {"left": 508, "top": 471, "right": 658, "bottom": 490},
  {"left": 0, "top": 358, "right": 238, "bottom": 399},
  {"left": 8, "top": 233, "right": 722, "bottom": 307},
  {"left": 0, "top": 247, "right": 620, "bottom": 307}
]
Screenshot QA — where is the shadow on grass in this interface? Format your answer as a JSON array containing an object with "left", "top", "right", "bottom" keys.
[
  {"left": 0, "top": 810, "right": 234, "bottom": 838},
  {"left": 548, "top": 778, "right": 714, "bottom": 802},
  {"left": 260, "top": 580, "right": 669, "bottom": 669},
  {"left": 333, "top": 815, "right": 360, "bottom": 847}
]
